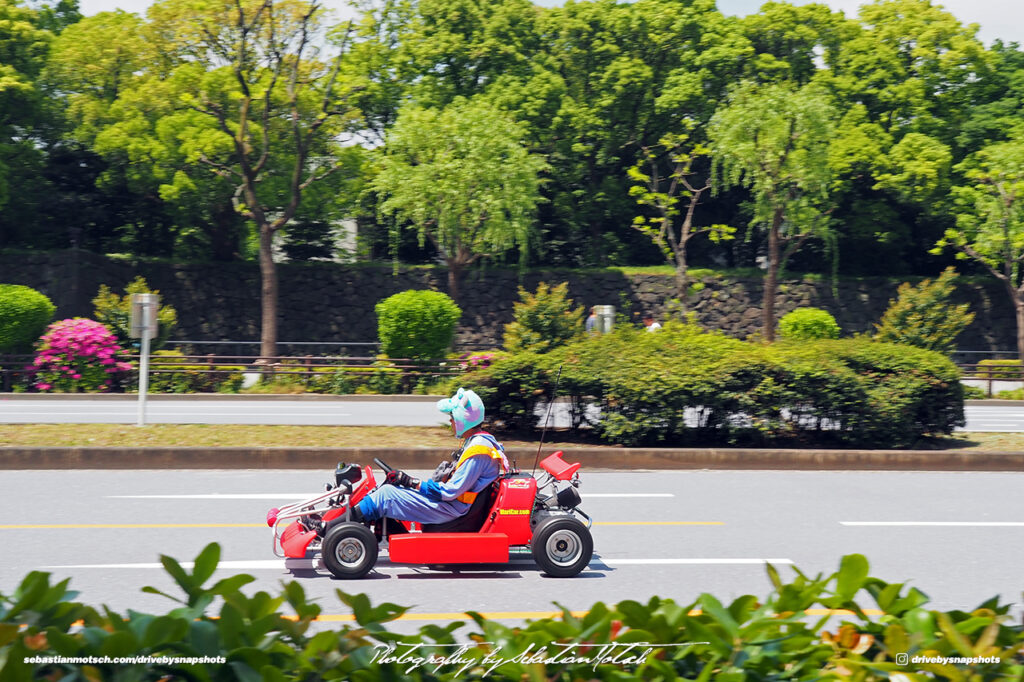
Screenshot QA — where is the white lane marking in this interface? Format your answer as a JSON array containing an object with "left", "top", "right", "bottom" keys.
[
  {"left": 842, "top": 521, "right": 1024, "bottom": 527},
  {"left": 107, "top": 493, "right": 676, "bottom": 500},
  {"left": 601, "top": 558, "right": 793, "bottom": 565},
  {"left": 8, "top": 412, "right": 353, "bottom": 418},
  {"left": 582, "top": 494, "right": 674, "bottom": 498},
  {"left": 42, "top": 557, "right": 788, "bottom": 569}
]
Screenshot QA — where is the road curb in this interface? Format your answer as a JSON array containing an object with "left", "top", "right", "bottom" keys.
[{"left": 4, "top": 446, "right": 1024, "bottom": 471}]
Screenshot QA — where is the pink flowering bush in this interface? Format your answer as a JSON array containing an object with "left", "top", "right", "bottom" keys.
[
  {"left": 29, "top": 318, "right": 133, "bottom": 392},
  {"left": 458, "top": 351, "right": 503, "bottom": 371}
]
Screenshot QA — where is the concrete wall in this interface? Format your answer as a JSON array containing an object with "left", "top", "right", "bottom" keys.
[{"left": 0, "top": 249, "right": 1016, "bottom": 351}]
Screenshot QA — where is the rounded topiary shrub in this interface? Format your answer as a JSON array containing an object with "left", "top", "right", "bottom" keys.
[
  {"left": 778, "top": 307, "right": 841, "bottom": 341},
  {"left": 0, "top": 284, "right": 56, "bottom": 354},
  {"left": 375, "top": 290, "right": 462, "bottom": 360}
]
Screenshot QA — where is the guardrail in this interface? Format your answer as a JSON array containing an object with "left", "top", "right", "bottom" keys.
[
  {"left": 0, "top": 353, "right": 466, "bottom": 393},
  {"left": 957, "top": 362, "right": 1024, "bottom": 398}
]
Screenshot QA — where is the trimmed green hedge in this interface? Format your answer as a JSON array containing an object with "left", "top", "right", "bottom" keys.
[
  {"left": 0, "top": 284, "right": 55, "bottom": 354},
  {"left": 458, "top": 321, "right": 964, "bottom": 447},
  {"left": 376, "top": 290, "right": 461, "bottom": 360},
  {"left": 3, "top": 544, "right": 1022, "bottom": 680}
]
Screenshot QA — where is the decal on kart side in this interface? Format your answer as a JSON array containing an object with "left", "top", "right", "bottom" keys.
[
  {"left": 507, "top": 479, "right": 531, "bottom": 489},
  {"left": 498, "top": 509, "right": 531, "bottom": 515}
]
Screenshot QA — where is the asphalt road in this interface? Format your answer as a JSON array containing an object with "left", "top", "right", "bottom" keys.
[
  {"left": 2, "top": 468, "right": 1022, "bottom": 633},
  {"left": 2, "top": 397, "right": 1024, "bottom": 431}
]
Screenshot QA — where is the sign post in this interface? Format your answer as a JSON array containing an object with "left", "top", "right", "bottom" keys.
[
  {"left": 130, "top": 293, "right": 159, "bottom": 427},
  {"left": 593, "top": 305, "right": 615, "bottom": 334}
]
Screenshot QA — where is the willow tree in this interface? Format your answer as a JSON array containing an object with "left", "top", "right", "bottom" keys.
[
  {"left": 372, "top": 98, "right": 546, "bottom": 302},
  {"left": 708, "top": 81, "right": 836, "bottom": 342}
]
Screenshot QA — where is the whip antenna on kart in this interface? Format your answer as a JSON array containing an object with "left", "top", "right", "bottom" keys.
[{"left": 532, "top": 364, "right": 563, "bottom": 476}]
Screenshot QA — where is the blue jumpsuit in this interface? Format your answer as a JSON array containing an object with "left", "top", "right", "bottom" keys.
[{"left": 356, "top": 434, "right": 504, "bottom": 525}]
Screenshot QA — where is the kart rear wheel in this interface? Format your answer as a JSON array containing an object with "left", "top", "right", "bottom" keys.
[
  {"left": 532, "top": 516, "right": 593, "bottom": 578},
  {"left": 323, "top": 522, "right": 378, "bottom": 579}
]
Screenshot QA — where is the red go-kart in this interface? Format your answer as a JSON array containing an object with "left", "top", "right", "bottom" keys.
[{"left": 266, "top": 451, "right": 593, "bottom": 579}]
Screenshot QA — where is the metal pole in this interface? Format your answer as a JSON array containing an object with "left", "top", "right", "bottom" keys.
[{"left": 137, "top": 301, "right": 152, "bottom": 427}]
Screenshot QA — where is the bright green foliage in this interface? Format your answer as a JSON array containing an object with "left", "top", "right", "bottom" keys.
[
  {"left": 874, "top": 132, "right": 953, "bottom": 202},
  {"left": 738, "top": 1, "right": 850, "bottom": 84},
  {"left": 463, "top": 322, "right": 963, "bottom": 447},
  {"left": 503, "top": 281, "right": 584, "bottom": 354},
  {"left": 874, "top": 267, "right": 975, "bottom": 354},
  {"left": 375, "top": 290, "right": 462, "bottom": 360},
  {"left": 4, "top": 544, "right": 1023, "bottom": 680},
  {"left": 778, "top": 307, "right": 841, "bottom": 341},
  {"left": 0, "top": 284, "right": 56, "bottom": 353},
  {"left": 0, "top": 0, "right": 53, "bottom": 214},
  {"left": 828, "top": 0, "right": 992, "bottom": 147},
  {"left": 709, "top": 80, "right": 837, "bottom": 341},
  {"left": 145, "top": 350, "right": 244, "bottom": 394},
  {"left": 373, "top": 98, "right": 546, "bottom": 301},
  {"left": 976, "top": 359, "right": 1024, "bottom": 380},
  {"left": 938, "top": 137, "right": 1024, "bottom": 360},
  {"left": 47, "top": 0, "right": 366, "bottom": 356},
  {"left": 628, "top": 127, "right": 735, "bottom": 307},
  {"left": 91, "top": 276, "right": 179, "bottom": 351}
]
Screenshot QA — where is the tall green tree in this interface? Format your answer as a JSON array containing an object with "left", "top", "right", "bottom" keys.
[
  {"left": 533, "top": 0, "right": 749, "bottom": 265},
  {"left": 709, "top": 80, "right": 836, "bottom": 342},
  {"left": 816, "top": 0, "right": 993, "bottom": 275},
  {"left": 627, "top": 127, "right": 733, "bottom": 309},
  {"left": 372, "top": 98, "right": 546, "bottom": 302},
  {"left": 0, "top": 0, "right": 51, "bottom": 224},
  {"left": 48, "top": 0, "right": 366, "bottom": 357},
  {"left": 937, "top": 138, "right": 1024, "bottom": 361}
]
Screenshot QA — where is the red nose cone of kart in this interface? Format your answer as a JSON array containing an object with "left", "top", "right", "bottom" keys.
[{"left": 266, "top": 508, "right": 280, "bottom": 527}]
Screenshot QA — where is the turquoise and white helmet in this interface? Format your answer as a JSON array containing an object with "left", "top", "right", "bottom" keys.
[{"left": 437, "top": 387, "right": 485, "bottom": 437}]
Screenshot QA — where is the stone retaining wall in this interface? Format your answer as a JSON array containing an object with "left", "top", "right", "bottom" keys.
[{"left": 0, "top": 249, "right": 1015, "bottom": 351}]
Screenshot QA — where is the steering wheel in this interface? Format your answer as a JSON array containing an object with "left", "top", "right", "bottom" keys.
[{"left": 373, "top": 457, "right": 394, "bottom": 474}]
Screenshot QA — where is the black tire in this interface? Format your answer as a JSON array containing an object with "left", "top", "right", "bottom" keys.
[
  {"left": 531, "top": 516, "right": 593, "bottom": 578},
  {"left": 322, "top": 522, "right": 378, "bottom": 579}
]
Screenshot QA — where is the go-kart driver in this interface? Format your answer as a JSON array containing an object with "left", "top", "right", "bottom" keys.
[{"left": 348, "top": 388, "right": 509, "bottom": 526}]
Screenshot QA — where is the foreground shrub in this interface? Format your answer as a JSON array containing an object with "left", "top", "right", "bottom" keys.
[
  {"left": 874, "top": 267, "right": 975, "bottom": 353},
  {"left": 3, "top": 543, "right": 1022, "bottom": 680},
  {"left": 0, "top": 284, "right": 55, "bottom": 354},
  {"left": 92, "top": 276, "right": 178, "bottom": 351},
  {"left": 376, "top": 290, "right": 461, "bottom": 360},
  {"left": 503, "top": 281, "right": 585, "bottom": 353},
  {"left": 28, "top": 318, "right": 133, "bottom": 392},
  {"left": 778, "top": 307, "right": 840, "bottom": 340},
  {"left": 461, "top": 321, "right": 963, "bottom": 447}
]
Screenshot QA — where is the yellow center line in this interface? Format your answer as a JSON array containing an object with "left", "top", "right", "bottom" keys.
[
  {"left": 0, "top": 521, "right": 723, "bottom": 530},
  {"left": 43, "top": 608, "right": 882, "bottom": 629},
  {"left": 298, "top": 607, "right": 884, "bottom": 622}
]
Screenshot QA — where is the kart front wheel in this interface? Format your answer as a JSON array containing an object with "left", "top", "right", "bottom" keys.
[
  {"left": 323, "top": 522, "right": 378, "bottom": 579},
  {"left": 532, "top": 516, "right": 593, "bottom": 578}
]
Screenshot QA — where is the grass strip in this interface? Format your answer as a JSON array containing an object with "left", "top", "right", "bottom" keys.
[{"left": 0, "top": 424, "right": 1021, "bottom": 451}]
